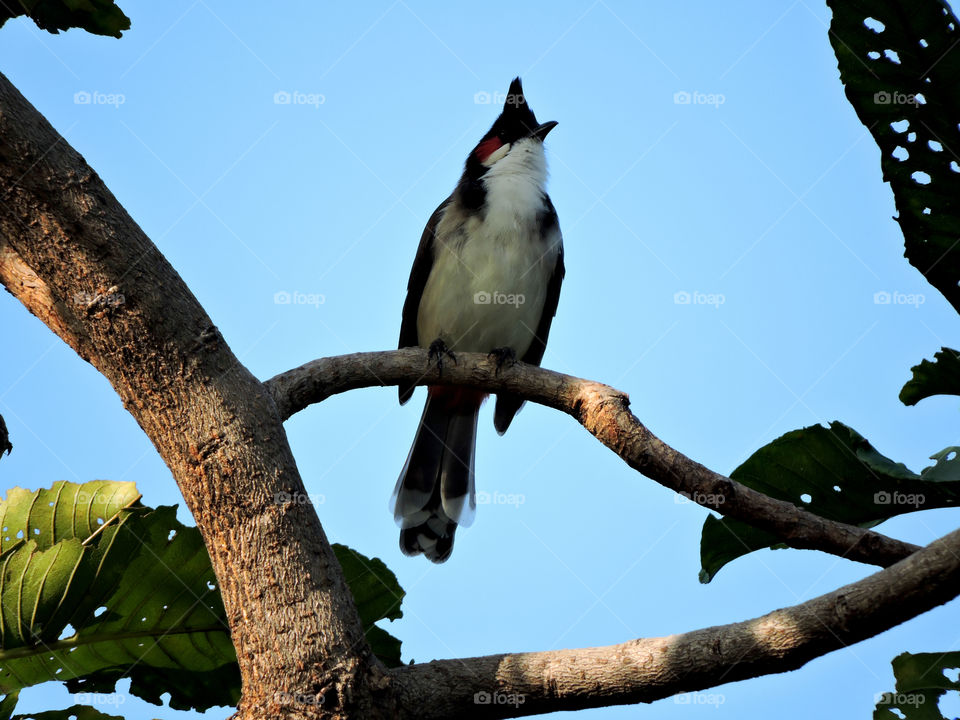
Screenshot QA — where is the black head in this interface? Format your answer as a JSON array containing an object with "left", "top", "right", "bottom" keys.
[
  {"left": 490, "top": 77, "right": 551, "bottom": 141},
  {"left": 460, "top": 78, "right": 557, "bottom": 207}
]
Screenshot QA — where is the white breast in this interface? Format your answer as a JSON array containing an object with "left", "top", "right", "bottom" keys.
[{"left": 417, "top": 139, "right": 560, "bottom": 357}]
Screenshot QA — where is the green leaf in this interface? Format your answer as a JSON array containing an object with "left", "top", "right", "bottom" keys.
[
  {"left": 699, "top": 517, "right": 785, "bottom": 585},
  {"left": 0, "top": 480, "right": 142, "bottom": 555},
  {"left": 827, "top": 0, "right": 960, "bottom": 314},
  {"left": 901, "top": 348, "right": 960, "bottom": 405},
  {"left": 0, "top": 0, "right": 130, "bottom": 37},
  {"left": 333, "top": 544, "right": 403, "bottom": 626},
  {"left": 0, "top": 481, "right": 405, "bottom": 715},
  {"left": 332, "top": 544, "right": 404, "bottom": 668},
  {"left": 699, "top": 422, "right": 960, "bottom": 582},
  {"left": 0, "top": 505, "right": 239, "bottom": 712},
  {"left": 874, "top": 651, "right": 960, "bottom": 719},
  {"left": 0, "top": 539, "right": 88, "bottom": 646},
  {"left": 0, "top": 692, "right": 19, "bottom": 720}
]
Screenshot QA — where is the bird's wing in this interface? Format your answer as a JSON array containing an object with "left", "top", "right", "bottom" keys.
[{"left": 399, "top": 196, "right": 451, "bottom": 404}]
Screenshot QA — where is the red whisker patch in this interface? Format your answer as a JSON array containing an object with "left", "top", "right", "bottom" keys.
[{"left": 475, "top": 137, "right": 503, "bottom": 162}]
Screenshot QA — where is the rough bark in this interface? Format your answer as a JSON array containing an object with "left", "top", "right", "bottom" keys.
[
  {"left": 1, "top": 69, "right": 956, "bottom": 720},
  {"left": 265, "top": 351, "right": 919, "bottom": 568}
]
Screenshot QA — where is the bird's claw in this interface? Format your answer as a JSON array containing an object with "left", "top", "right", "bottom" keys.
[
  {"left": 488, "top": 346, "right": 517, "bottom": 376},
  {"left": 428, "top": 338, "right": 457, "bottom": 373}
]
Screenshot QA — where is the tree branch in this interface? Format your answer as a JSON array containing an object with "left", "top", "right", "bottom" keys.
[
  {"left": 389, "top": 524, "right": 960, "bottom": 719},
  {"left": 265, "top": 350, "right": 920, "bottom": 568}
]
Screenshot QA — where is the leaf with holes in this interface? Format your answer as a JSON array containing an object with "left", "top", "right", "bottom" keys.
[
  {"left": 874, "top": 651, "right": 960, "bottom": 719},
  {"left": 901, "top": 347, "right": 960, "bottom": 405},
  {"left": 0, "top": 480, "right": 141, "bottom": 556},
  {"left": 828, "top": 0, "right": 960, "bottom": 314},
  {"left": 699, "top": 422, "right": 960, "bottom": 582},
  {"left": 0, "top": 0, "right": 130, "bottom": 37}
]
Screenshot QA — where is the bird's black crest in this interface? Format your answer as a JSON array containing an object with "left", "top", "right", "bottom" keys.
[
  {"left": 490, "top": 77, "right": 540, "bottom": 143},
  {"left": 461, "top": 77, "right": 543, "bottom": 208}
]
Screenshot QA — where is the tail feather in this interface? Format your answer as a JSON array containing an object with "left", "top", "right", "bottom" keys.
[{"left": 391, "top": 388, "right": 481, "bottom": 563}]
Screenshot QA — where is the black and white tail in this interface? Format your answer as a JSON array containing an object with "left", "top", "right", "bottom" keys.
[{"left": 391, "top": 387, "right": 481, "bottom": 562}]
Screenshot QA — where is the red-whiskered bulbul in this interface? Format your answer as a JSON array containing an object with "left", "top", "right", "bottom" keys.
[{"left": 392, "top": 77, "right": 564, "bottom": 562}]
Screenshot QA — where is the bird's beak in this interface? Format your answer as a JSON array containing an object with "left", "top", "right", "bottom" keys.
[{"left": 530, "top": 121, "right": 558, "bottom": 141}]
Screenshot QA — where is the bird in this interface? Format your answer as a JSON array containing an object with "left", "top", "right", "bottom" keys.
[{"left": 391, "top": 77, "right": 564, "bottom": 562}]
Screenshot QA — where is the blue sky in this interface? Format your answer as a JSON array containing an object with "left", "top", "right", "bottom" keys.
[{"left": 2, "top": 1, "right": 960, "bottom": 718}]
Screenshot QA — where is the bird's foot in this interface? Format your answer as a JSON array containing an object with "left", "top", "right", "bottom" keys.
[
  {"left": 428, "top": 338, "right": 457, "bottom": 373},
  {"left": 488, "top": 346, "right": 517, "bottom": 376}
]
